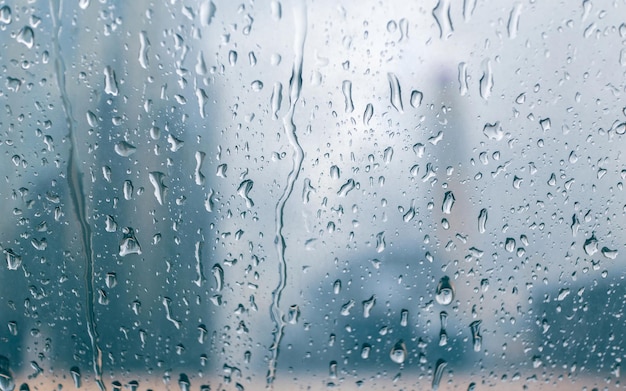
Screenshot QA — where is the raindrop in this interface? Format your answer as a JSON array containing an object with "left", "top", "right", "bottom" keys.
[
  {"left": 363, "top": 103, "right": 374, "bottom": 126},
  {"left": 287, "top": 305, "right": 300, "bottom": 324},
  {"left": 104, "top": 66, "right": 119, "bottom": 96},
  {"left": 428, "top": 361, "right": 446, "bottom": 391},
  {"left": 361, "top": 344, "right": 371, "bottom": 359},
  {"left": 228, "top": 50, "right": 238, "bottom": 66},
  {"left": 138, "top": 31, "right": 150, "bottom": 69},
  {"left": 505, "top": 238, "right": 516, "bottom": 252},
  {"left": 432, "top": 0, "right": 453, "bottom": 38},
  {"left": 483, "top": 122, "right": 503, "bottom": 140},
  {"left": 0, "top": 356, "right": 15, "bottom": 391},
  {"left": 212, "top": 264, "right": 224, "bottom": 292},
  {"left": 479, "top": 58, "right": 493, "bottom": 100},
  {"left": 507, "top": 3, "right": 522, "bottom": 39},
  {"left": 251, "top": 80, "right": 263, "bottom": 91},
  {"left": 119, "top": 227, "right": 142, "bottom": 256},
  {"left": 148, "top": 171, "right": 167, "bottom": 205},
  {"left": 271, "top": 82, "right": 283, "bottom": 120},
  {"left": 70, "top": 367, "right": 81, "bottom": 388},
  {"left": 237, "top": 179, "right": 254, "bottom": 208},
  {"left": 478, "top": 208, "right": 488, "bottom": 233},
  {"left": 387, "top": 73, "right": 403, "bottom": 113},
  {"left": 4, "top": 249, "right": 21, "bottom": 271},
  {"left": 463, "top": 0, "right": 476, "bottom": 21},
  {"left": 105, "top": 215, "right": 117, "bottom": 232},
  {"left": 342, "top": 80, "right": 354, "bottom": 113},
  {"left": 0, "top": 6, "right": 12, "bottom": 25},
  {"left": 114, "top": 141, "right": 136, "bottom": 157},
  {"left": 340, "top": 299, "right": 355, "bottom": 316},
  {"left": 442, "top": 191, "right": 455, "bottom": 214},
  {"left": 470, "top": 320, "right": 482, "bottom": 351},
  {"left": 601, "top": 247, "right": 618, "bottom": 259},
  {"left": 410, "top": 90, "right": 423, "bottom": 108},
  {"left": 333, "top": 279, "right": 341, "bottom": 294},
  {"left": 458, "top": 62, "right": 468, "bottom": 96},
  {"left": 539, "top": 117, "right": 551, "bottom": 132},
  {"left": 16, "top": 26, "right": 34, "bottom": 49},
  {"left": 179, "top": 374, "right": 190, "bottom": 391},
  {"left": 436, "top": 276, "right": 455, "bottom": 305},
  {"left": 389, "top": 340, "right": 407, "bottom": 364},
  {"left": 105, "top": 272, "right": 117, "bottom": 288},
  {"left": 583, "top": 233, "right": 598, "bottom": 255},
  {"left": 362, "top": 295, "right": 375, "bottom": 318},
  {"left": 400, "top": 309, "right": 409, "bottom": 326}
]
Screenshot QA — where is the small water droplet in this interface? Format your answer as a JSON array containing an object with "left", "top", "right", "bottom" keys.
[
  {"left": 342, "top": 80, "right": 354, "bottom": 113},
  {"left": 103, "top": 66, "right": 119, "bottom": 96},
  {"left": 478, "top": 208, "right": 488, "bottom": 233},
  {"left": 436, "top": 276, "right": 455, "bottom": 305},
  {"left": 70, "top": 367, "right": 81, "bottom": 388},
  {"left": 387, "top": 73, "right": 403, "bottom": 113},
  {"left": 362, "top": 295, "right": 375, "bottom": 318},
  {"left": 389, "top": 340, "right": 407, "bottom": 364},
  {"left": 0, "top": 6, "right": 12, "bottom": 25},
  {"left": 410, "top": 90, "right": 423, "bottom": 108},
  {"left": 251, "top": 80, "right": 263, "bottom": 91},
  {"left": 361, "top": 343, "right": 371, "bottom": 359},
  {"left": 363, "top": 103, "right": 374, "bottom": 126},
  {"left": 583, "top": 233, "right": 598, "bottom": 256},
  {"left": 442, "top": 191, "right": 455, "bottom": 214},
  {"left": 432, "top": 359, "right": 447, "bottom": 390},
  {"left": 119, "top": 227, "right": 142, "bottom": 256},
  {"left": 16, "top": 26, "right": 34, "bottom": 49},
  {"left": 470, "top": 320, "right": 482, "bottom": 351}
]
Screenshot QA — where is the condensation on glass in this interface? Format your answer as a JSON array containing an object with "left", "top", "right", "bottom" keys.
[{"left": 0, "top": 0, "right": 624, "bottom": 390}]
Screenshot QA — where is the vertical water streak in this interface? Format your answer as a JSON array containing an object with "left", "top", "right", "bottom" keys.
[
  {"left": 50, "top": 1, "right": 105, "bottom": 389},
  {"left": 268, "top": 0, "right": 307, "bottom": 385}
]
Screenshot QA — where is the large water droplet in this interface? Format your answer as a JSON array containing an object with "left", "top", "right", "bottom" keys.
[
  {"left": 470, "top": 320, "right": 482, "bottom": 351},
  {"left": 478, "top": 208, "right": 488, "bottom": 233},
  {"left": 442, "top": 191, "right": 455, "bottom": 214},
  {"left": 432, "top": 0, "right": 454, "bottom": 38},
  {"left": 583, "top": 233, "right": 598, "bottom": 255},
  {"left": 432, "top": 359, "right": 447, "bottom": 390},
  {"left": 0, "top": 6, "right": 12, "bottom": 25},
  {"left": 16, "top": 26, "right": 34, "bottom": 48},
  {"left": 119, "top": 227, "right": 142, "bottom": 256},
  {"left": 387, "top": 73, "right": 403, "bottom": 113},
  {"left": 0, "top": 356, "right": 15, "bottom": 391},
  {"left": 342, "top": 80, "right": 354, "bottom": 113},
  {"left": 4, "top": 249, "right": 21, "bottom": 271},
  {"left": 389, "top": 340, "right": 407, "bottom": 364},
  {"left": 436, "top": 276, "right": 455, "bottom": 305}
]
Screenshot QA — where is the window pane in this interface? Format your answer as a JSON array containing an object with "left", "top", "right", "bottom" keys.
[{"left": 0, "top": 1, "right": 623, "bottom": 390}]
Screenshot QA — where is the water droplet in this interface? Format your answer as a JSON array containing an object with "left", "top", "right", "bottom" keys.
[
  {"left": 105, "top": 215, "right": 117, "bottom": 232},
  {"left": 212, "top": 264, "right": 224, "bottom": 292},
  {"left": 383, "top": 146, "right": 394, "bottom": 164},
  {"left": 432, "top": 0, "right": 454, "bottom": 38},
  {"left": 507, "top": 3, "right": 523, "bottom": 39},
  {"left": 337, "top": 178, "right": 356, "bottom": 197},
  {"left": 505, "top": 238, "right": 516, "bottom": 252},
  {"left": 333, "top": 279, "right": 341, "bottom": 294},
  {"left": 78, "top": 0, "right": 90, "bottom": 10},
  {"left": 463, "top": 0, "right": 477, "bottom": 21},
  {"left": 4, "top": 249, "right": 21, "bottom": 271},
  {"left": 601, "top": 247, "right": 618, "bottom": 259},
  {"left": 251, "top": 80, "right": 263, "bottom": 91},
  {"left": 470, "top": 320, "right": 482, "bottom": 351},
  {"left": 70, "top": 367, "right": 81, "bottom": 388},
  {"left": 539, "top": 117, "right": 551, "bottom": 132},
  {"left": 361, "top": 344, "right": 371, "bottom": 359},
  {"left": 7, "top": 322, "right": 17, "bottom": 336},
  {"left": 138, "top": 31, "right": 150, "bottom": 69},
  {"left": 400, "top": 309, "right": 409, "bottom": 326},
  {"left": 483, "top": 121, "right": 503, "bottom": 140},
  {"left": 436, "top": 276, "right": 455, "bottom": 305},
  {"left": 105, "top": 272, "right": 117, "bottom": 288},
  {"left": 119, "top": 227, "right": 142, "bottom": 256},
  {"left": 270, "top": 82, "right": 283, "bottom": 120},
  {"left": 114, "top": 141, "right": 136, "bottom": 157},
  {"left": 194, "top": 151, "right": 206, "bottom": 185},
  {"left": 389, "top": 340, "right": 407, "bottom": 364},
  {"left": 583, "top": 233, "right": 598, "bottom": 256},
  {"left": 16, "top": 26, "right": 34, "bottom": 49},
  {"left": 458, "top": 62, "right": 469, "bottom": 96},
  {"left": 376, "top": 231, "right": 386, "bottom": 253},
  {"left": 104, "top": 66, "right": 119, "bottom": 96},
  {"left": 271, "top": 0, "right": 282, "bottom": 20},
  {"left": 432, "top": 359, "right": 447, "bottom": 390},
  {"left": 237, "top": 179, "right": 254, "bottom": 208},
  {"left": 362, "top": 295, "right": 375, "bottom": 318},
  {"left": 148, "top": 171, "right": 167, "bottom": 205},
  {"left": 478, "top": 208, "right": 488, "bottom": 233},
  {"left": 387, "top": 73, "right": 403, "bottom": 113},
  {"left": 363, "top": 103, "right": 374, "bottom": 126},
  {"left": 571, "top": 214, "right": 580, "bottom": 237},
  {"left": 0, "top": 356, "right": 15, "bottom": 391},
  {"left": 410, "top": 90, "right": 423, "bottom": 108},
  {"left": 442, "top": 191, "right": 455, "bottom": 214},
  {"left": 479, "top": 58, "right": 493, "bottom": 100},
  {"left": 287, "top": 304, "right": 300, "bottom": 324},
  {"left": 179, "top": 374, "right": 190, "bottom": 391},
  {"left": 340, "top": 299, "right": 355, "bottom": 316},
  {"left": 342, "top": 80, "right": 354, "bottom": 113},
  {"left": 0, "top": 6, "right": 12, "bottom": 25}
]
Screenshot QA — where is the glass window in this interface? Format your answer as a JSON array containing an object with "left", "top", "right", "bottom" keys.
[{"left": 0, "top": 0, "right": 624, "bottom": 390}]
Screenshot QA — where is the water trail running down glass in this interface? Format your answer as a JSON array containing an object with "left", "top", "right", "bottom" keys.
[
  {"left": 268, "top": 0, "right": 308, "bottom": 385},
  {"left": 50, "top": 1, "right": 105, "bottom": 389}
]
